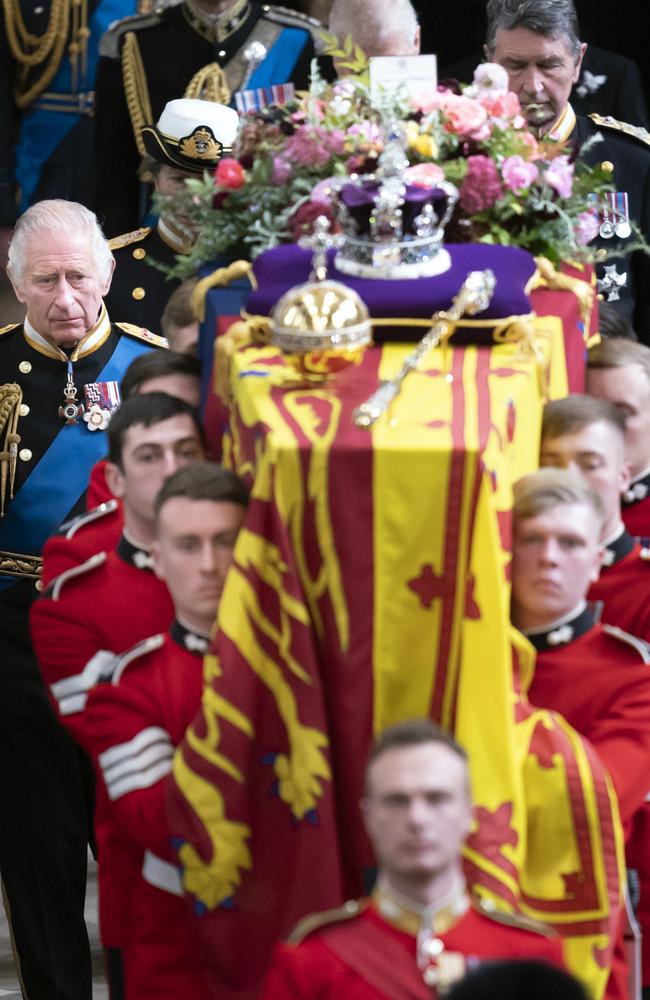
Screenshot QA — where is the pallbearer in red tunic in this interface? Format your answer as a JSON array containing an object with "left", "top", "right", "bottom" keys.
[
  {"left": 84, "top": 463, "right": 248, "bottom": 998},
  {"left": 511, "top": 468, "right": 650, "bottom": 1000},
  {"left": 261, "top": 720, "right": 564, "bottom": 1000},
  {"left": 586, "top": 339, "right": 650, "bottom": 538}
]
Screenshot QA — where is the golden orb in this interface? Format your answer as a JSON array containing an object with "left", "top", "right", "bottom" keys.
[{"left": 270, "top": 280, "right": 372, "bottom": 378}]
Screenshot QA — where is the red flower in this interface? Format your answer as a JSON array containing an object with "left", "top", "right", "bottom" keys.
[
  {"left": 215, "top": 158, "right": 246, "bottom": 190},
  {"left": 287, "top": 201, "right": 336, "bottom": 241}
]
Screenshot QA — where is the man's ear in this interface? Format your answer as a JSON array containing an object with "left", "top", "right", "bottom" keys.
[
  {"left": 591, "top": 543, "right": 605, "bottom": 583},
  {"left": 572, "top": 41, "right": 587, "bottom": 84},
  {"left": 104, "top": 460, "right": 126, "bottom": 500},
  {"left": 619, "top": 458, "right": 632, "bottom": 497},
  {"left": 101, "top": 256, "right": 116, "bottom": 297}
]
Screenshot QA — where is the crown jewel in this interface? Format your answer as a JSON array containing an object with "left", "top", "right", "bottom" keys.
[{"left": 333, "top": 126, "right": 458, "bottom": 281}]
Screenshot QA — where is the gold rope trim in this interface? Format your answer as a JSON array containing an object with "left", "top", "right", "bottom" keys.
[
  {"left": 214, "top": 315, "right": 270, "bottom": 405},
  {"left": 529, "top": 257, "right": 595, "bottom": 326},
  {"left": 0, "top": 383, "right": 22, "bottom": 517},
  {"left": 0, "top": 551, "right": 43, "bottom": 579},
  {"left": 184, "top": 63, "right": 231, "bottom": 104},
  {"left": 3, "top": 0, "right": 71, "bottom": 107},
  {"left": 191, "top": 260, "right": 254, "bottom": 322},
  {"left": 121, "top": 30, "right": 153, "bottom": 157}
]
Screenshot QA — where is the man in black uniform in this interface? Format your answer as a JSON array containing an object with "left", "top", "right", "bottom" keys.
[
  {"left": 0, "top": 0, "right": 139, "bottom": 265},
  {"left": 106, "top": 97, "right": 239, "bottom": 332},
  {"left": 485, "top": 0, "right": 650, "bottom": 343},
  {"left": 0, "top": 198, "right": 165, "bottom": 999},
  {"left": 95, "top": 0, "right": 323, "bottom": 236}
]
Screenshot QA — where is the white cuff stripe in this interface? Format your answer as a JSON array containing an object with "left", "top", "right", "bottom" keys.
[
  {"left": 106, "top": 758, "right": 173, "bottom": 801},
  {"left": 51, "top": 650, "right": 118, "bottom": 702},
  {"left": 142, "top": 850, "right": 183, "bottom": 897},
  {"left": 98, "top": 726, "right": 170, "bottom": 769},
  {"left": 103, "top": 740, "right": 173, "bottom": 785}
]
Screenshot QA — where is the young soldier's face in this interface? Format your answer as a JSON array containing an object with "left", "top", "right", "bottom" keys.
[
  {"left": 362, "top": 743, "right": 472, "bottom": 883},
  {"left": 153, "top": 496, "right": 244, "bottom": 631},
  {"left": 586, "top": 364, "right": 650, "bottom": 478},
  {"left": 511, "top": 502, "right": 603, "bottom": 629}
]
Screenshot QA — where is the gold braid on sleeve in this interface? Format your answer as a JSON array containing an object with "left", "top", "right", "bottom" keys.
[
  {"left": 184, "top": 63, "right": 231, "bottom": 104},
  {"left": 0, "top": 383, "right": 22, "bottom": 517},
  {"left": 121, "top": 30, "right": 153, "bottom": 156},
  {"left": 2, "top": 0, "right": 71, "bottom": 107}
]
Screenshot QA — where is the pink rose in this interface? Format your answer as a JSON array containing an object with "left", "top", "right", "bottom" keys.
[
  {"left": 542, "top": 155, "right": 574, "bottom": 199},
  {"left": 478, "top": 91, "right": 522, "bottom": 120},
  {"left": 441, "top": 93, "right": 489, "bottom": 138},
  {"left": 310, "top": 177, "right": 339, "bottom": 203},
  {"left": 574, "top": 211, "right": 600, "bottom": 246},
  {"left": 410, "top": 90, "right": 445, "bottom": 115},
  {"left": 215, "top": 157, "right": 246, "bottom": 189},
  {"left": 501, "top": 155, "right": 539, "bottom": 192},
  {"left": 404, "top": 163, "right": 445, "bottom": 187}
]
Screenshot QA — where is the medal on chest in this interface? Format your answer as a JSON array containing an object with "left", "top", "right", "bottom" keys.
[{"left": 59, "top": 362, "right": 84, "bottom": 424}]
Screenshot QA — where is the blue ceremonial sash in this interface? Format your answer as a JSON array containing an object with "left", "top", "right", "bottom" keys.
[
  {"left": 246, "top": 27, "right": 309, "bottom": 90},
  {"left": 0, "top": 332, "right": 152, "bottom": 590},
  {"left": 16, "top": 0, "right": 135, "bottom": 210}
]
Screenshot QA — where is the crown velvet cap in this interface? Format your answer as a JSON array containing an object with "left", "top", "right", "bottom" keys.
[
  {"left": 340, "top": 181, "right": 451, "bottom": 236},
  {"left": 246, "top": 243, "right": 537, "bottom": 344},
  {"left": 141, "top": 98, "right": 240, "bottom": 172}
]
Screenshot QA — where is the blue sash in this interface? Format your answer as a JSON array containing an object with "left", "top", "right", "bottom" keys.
[
  {"left": 16, "top": 0, "right": 136, "bottom": 210},
  {"left": 0, "top": 332, "right": 152, "bottom": 589},
  {"left": 246, "top": 26, "right": 309, "bottom": 91}
]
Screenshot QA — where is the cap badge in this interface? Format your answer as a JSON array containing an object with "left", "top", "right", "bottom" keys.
[{"left": 179, "top": 126, "right": 223, "bottom": 160}]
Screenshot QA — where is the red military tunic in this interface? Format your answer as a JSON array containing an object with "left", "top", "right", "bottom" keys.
[
  {"left": 524, "top": 604, "right": 650, "bottom": 828},
  {"left": 589, "top": 527, "right": 650, "bottom": 641},
  {"left": 261, "top": 886, "right": 563, "bottom": 1000},
  {"left": 41, "top": 498, "right": 123, "bottom": 587},
  {"left": 622, "top": 468, "right": 650, "bottom": 537},
  {"left": 87, "top": 457, "right": 114, "bottom": 509},
  {"left": 30, "top": 534, "right": 174, "bottom": 951},
  {"left": 85, "top": 621, "right": 211, "bottom": 999}
]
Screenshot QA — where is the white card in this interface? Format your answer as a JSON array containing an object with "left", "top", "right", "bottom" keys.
[{"left": 369, "top": 54, "right": 438, "bottom": 105}]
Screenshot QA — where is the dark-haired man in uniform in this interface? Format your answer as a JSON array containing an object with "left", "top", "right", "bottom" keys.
[
  {"left": 105, "top": 98, "right": 239, "bottom": 332},
  {"left": 261, "top": 719, "right": 564, "bottom": 999},
  {"left": 486, "top": 0, "right": 650, "bottom": 342},
  {"left": 0, "top": 198, "right": 165, "bottom": 999},
  {"left": 95, "top": 0, "right": 322, "bottom": 236}
]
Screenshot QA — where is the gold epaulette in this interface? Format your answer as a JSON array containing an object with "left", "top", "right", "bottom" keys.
[
  {"left": 0, "top": 323, "right": 20, "bottom": 336},
  {"left": 590, "top": 114, "right": 650, "bottom": 148},
  {"left": 287, "top": 899, "right": 366, "bottom": 945},
  {"left": 115, "top": 322, "right": 168, "bottom": 348},
  {"left": 99, "top": 10, "right": 164, "bottom": 58},
  {"left": 473, "top": 898, "right": 555, "bottom": 937},
  {"left": 109, "top": 227, "right": 152, "bottom": 252},
  {"left": 602, "top": 624, "right": 650, "bottom": 664}
]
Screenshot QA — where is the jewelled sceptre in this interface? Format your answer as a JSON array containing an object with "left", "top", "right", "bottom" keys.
[{"left": 352, "top": 269, "right": 496, "bottom": 429}]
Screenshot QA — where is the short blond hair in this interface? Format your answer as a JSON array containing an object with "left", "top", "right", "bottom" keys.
[{"left": 513, "top": 468, "right": 604, "bottom": 530}]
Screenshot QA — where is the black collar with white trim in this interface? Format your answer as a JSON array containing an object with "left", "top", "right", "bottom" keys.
[
  {"left": 524, "top": 604, "right": 596, "bottom": 652},
  {"left": 170, "top": 619, "right": 210, "bottom": 655},
  {"left": 623, "top": 468, "right": 650, "bottom": 507},
  {"left": 116, "top": 533, "right": 155, "bottom": 571},
  {"left": 602, "top": 526, "right": 636, "bottom": 567}
]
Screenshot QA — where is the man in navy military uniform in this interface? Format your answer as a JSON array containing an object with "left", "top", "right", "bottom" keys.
[
  {"left": 486, "top": 0, "right": 650, "bottom": 343},
  {"left": 95, "top": 0, "right": 323, "bottom": 236},
  {"left": 0, "top": 0, "right": 140, "bottom": 266},
  {"left": 0, "top": 198, "right": 165, "bottom": 999},
  {"left": 106, "top": 98, "right": 239, "bottom": 332}
]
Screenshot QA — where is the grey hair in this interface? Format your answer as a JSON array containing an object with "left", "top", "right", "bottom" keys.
[
  {"left": 7, "top": 199, "right": 114, "bottom": 288},
  {"left": 329, "top": 0, "right": 419, "bottom": 53},
  {"left": 485, "top": 0, "right": 582, "bottom": 60}
]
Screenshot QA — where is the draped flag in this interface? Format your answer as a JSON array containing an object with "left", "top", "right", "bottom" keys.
[{"left": 168, "top": 319, "right": 622, "bottom": 1000}]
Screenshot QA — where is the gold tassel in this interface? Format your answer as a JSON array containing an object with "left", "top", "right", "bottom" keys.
[
  {"left": 214, "top": 316, "right": 270, "bottom": 406},
  {"left": 0, "top": 383, "right": 23, "bottom": 517}
]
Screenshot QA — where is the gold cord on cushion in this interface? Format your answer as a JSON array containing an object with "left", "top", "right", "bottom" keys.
[
  {"left": 0, "top": 383, "right": 23, "bottom": 517},
  {"left": 121, "top": 30, "right": 153, "bottom": 156},
  {"left": 528, "top": 257, "right": 595, "bottom": 325},
  {"left": 191, "top": 260, "right": 254, "bottom": 322},
  {"left": 184, "top": 63, "right": 231, "bottom": 104},
  {"left": 214, "top": 315, "right": 270, "bottom": 405}
]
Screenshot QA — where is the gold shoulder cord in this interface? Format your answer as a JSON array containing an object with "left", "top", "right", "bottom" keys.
[
  {"left": 184, "top": 63, "right": 231, "bottom": 104},
  {"left": 0, "top": 382, "right": 22, "bottom": 517},
  {"left": 121, "top": 30, "right": 153, "bottom": 156},
  {"left": 2, "top": 0, "right": 71, "bottom": 107}
]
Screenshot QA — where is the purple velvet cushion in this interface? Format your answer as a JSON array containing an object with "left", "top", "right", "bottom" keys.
[{"left": 247, "top": 243, "right": 536, "bottom": 342}]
